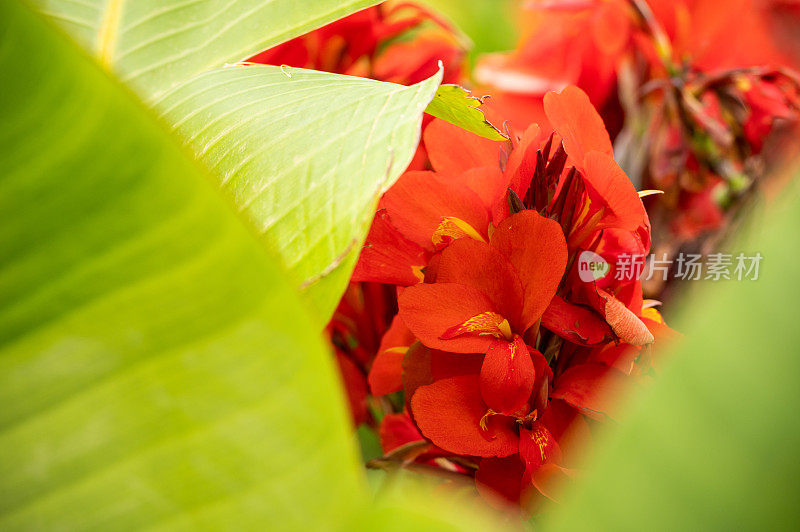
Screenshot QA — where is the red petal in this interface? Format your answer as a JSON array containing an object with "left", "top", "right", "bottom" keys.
[
  {"left": 551, "top": 362, "right": 632, "bottom": 420},
  {"left": 542, "top": 294, "right": 612, "bottom": 345},
  {"left": 402, "top": 343, "right": 484, "bottom": 408},
  {"left": 352, "top": 210, "right": 428, "bottom": 286},
  {"left": 529, "top": 345, "right": 553, "bottom": 414},
  {"left": 540, "top": 399, "right": 592, "bottom": 468},
  {"left": 436, "top": 238, "right": 525, "bottom": 328},
  {"left": 543, "top": 85, "right": 613, "bottom": 165},
  {"left": 531, "top": 463, "right": 577, "bottom": 503},
  {"left": 476, "top": 456, "right": 526, "bottom": 506},
  {"left": 480, "top": 337, "right": 536, "bottom": 415},
  {"left": 502, "top": 123, "right": 548, "bottom": 211},
  {"left": 398, "top": 282, "right": 497, "bottom": 353},
  {"left": 462, "top": 166, "right": 507, "bottom": 211},
  {"left": 519, "top": 420, "right": 562, "bottom": 472},
  {"left": 383, "top": 171, "right": 490, "bottom": 251},
  {"left": 424, "top": 118, "right": 503, "bottom": 176},
  {"left": 410, "top": 375, "right": 519, "bottom": 457},
  {"left": 379, "top": 412, "right": 424, "bottom": 453},
  {"left": 491, "top": 211, "right": 568, "bottom": 330},
  {"left": 335, "top": 352, "right": 369, "bottom": 426},
  {"left": 368, "top": 315, "right": 416, "bottom": 396},
  {"left": 582, "top": 151, "right": 650, "bottom": 247}
]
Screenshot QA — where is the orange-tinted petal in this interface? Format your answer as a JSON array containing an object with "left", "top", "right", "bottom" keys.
[
  {"left": 595, "top": 287, "right": 654, "bottom": 346},
  {"left": 424, "top": 118, "right": 503, "bottom": 176},
  {"left": 491, "top": 211, "right": 568, "bottom": 330},
  {"left": 462, "top": 166, "right": 507, "bottom": 211},
  {"left": 543, "top": 86, "right": 613, "bottom": 166},
  {"left": 410, "top": 375, "right": 519, "bottom": 457}
]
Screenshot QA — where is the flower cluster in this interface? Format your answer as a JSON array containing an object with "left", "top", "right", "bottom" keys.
[
  {"left": 347, "top": 86, "right": 674, "bottom": 508},
  {"left": 475, "top": 0, "right": 800, "bottom": 285},
  {"left": 248, "top": 2, "right": 465, "bottom": 85}
]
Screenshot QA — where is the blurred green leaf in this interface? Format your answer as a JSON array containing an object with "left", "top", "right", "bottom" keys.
[
  {"left": 544, "top": 188, "right": 800, "bottom": 529},
  {"left": 31, "top": 0, "right": 381, "bottom": 99},
  {"left": 0, "top": 2, "right": 367, "bottom": 529},
  {"left": 426, "top": 85, "right": 507, "bottom": 140},
  {"left": 155, "top": 66, "right": 441, "bottom": 322},
  {"left": 417, "top": 0, "right": 518, "bottom": 62}
]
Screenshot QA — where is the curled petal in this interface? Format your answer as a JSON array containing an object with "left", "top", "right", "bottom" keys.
[
  {"left": 542, "top": 294, "right": 612, "bottom": 345},
  {"left": 531, "top": 463, "right": 578, "bottom": 503},
  {"left": 596, "top": 287, "right": 654, "bottom": 346}
]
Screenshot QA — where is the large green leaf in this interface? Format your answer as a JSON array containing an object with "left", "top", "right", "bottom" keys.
[
  {"left": 0, "top": 2, "right": 366, "bottom": 529},
  {"left": 155, "top": 65, "right": 441, "bottom": 321},
  {"left": 31, "top": 0, "right": 379, "bottom": 99},
  {"left": 543, "top": 187, "right": 800, "bottom": 529}
]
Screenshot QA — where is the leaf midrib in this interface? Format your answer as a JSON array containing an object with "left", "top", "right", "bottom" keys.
[{"left": 97, "top": 0, "right": 124, "bottom": 67}]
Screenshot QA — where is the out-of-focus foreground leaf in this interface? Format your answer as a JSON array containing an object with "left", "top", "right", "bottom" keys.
[
  {"left": 30, "top": 0, "right": 380, "bottom": 99},
  {"left": 0, "top": 4, "right": 505, "bottom": 530},
  {"left": 417, "top": 0, "right": 517, "bottom": 62},
  {"left": 543, "top": 185, "right": 800, "bottom": 529},
  {"left": 425, "top": 85, "right": 507, "bottom": 140},
  {"left": 156, "top": 66, "right": 440, "bottom": 322}
]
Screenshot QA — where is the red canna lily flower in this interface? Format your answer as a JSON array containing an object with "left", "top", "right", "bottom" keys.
[
  {"left": 332, "top": 82, "right": 671, "bottom": 510},
  {"left": 248, "top": 3, "right": 466, "bottom": 85}
]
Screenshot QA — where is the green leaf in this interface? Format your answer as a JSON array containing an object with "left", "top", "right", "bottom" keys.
[
  {"left": 0, "top": 2, "right": 367, "bottom": 529},
  {"left": 543, "top": 189, "right": 800, "bottom": 529},
  {"left": 416, "top": 0, "right": 518, "bottom": 63},
  {"left": 155, "top": 65, "right": 442, "bottom": 322},
  {"left": 425, "top": 84, "right": 507, "bottom": 141},
  {"left": 31, "top": 0, "right": 380, "bottom": 99}
]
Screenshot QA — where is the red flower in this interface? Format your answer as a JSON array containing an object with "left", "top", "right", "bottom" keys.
[
  {"left": 248, "top": 3, "right": 465, "bottom": 85},
  {"left": 399, "top": 210, "right": 566, "bottom": 414},
  {"left": 334, "top": 84, "right": 671, "bottom": 509}
]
